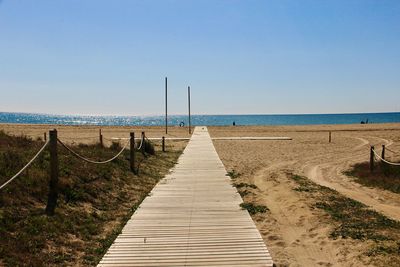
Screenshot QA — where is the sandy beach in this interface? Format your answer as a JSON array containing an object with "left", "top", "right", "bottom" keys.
[
  {"left": 209, "top": 123, "right": 400, "bottom": 266},
  {"left": 1, "top": 122, "right": 400, "bottom": 266}
]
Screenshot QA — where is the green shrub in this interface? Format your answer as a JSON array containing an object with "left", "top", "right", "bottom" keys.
[
  {"left": 144, "top": 139, "right": 155, "bottom": 155},
  {"left": 226, "top": 169, "right": 241, "bottom": 179},
  {"left": 240, "top": 202, "right": 269, "bottom": 214}
]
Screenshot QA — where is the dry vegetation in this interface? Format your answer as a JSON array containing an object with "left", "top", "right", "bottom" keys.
[
  {"left": 345, "top": 161, "right": 400, "bottom": 194},
  {"left": 0, "top": 130, "right": 185, "bottom": 266}
]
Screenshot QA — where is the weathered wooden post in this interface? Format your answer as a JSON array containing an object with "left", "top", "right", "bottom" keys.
[
  {"left": 141, "top": 132, "right": 146, "bottom": 155},
  {"left": 130, "top": 132, "right": 136, "bottom": 174},
  {"left": 99, "top": 128, "right": 103, "bottom": 147},
  {"left": 162, "top": 136, "right": 165, "bottom": 152},
  {"left": 46, "top": 129, "right": 59, "bottom": 216},
  {"left": 329, "top": 131, "right": 331, "bottom": 143},
  {"left": 370, "top": 146, "right": 374, "bottom": 172},
  {"left": 381, "top": 145, "right": 385, "bottom": 160},
  {"left": 44, "top": 132, "right": 47, "bottom": 142}
]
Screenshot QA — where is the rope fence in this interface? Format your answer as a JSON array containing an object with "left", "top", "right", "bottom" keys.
[
  {"left": 371, "top": 147, "right": 400, "bottom": 166},
  {"left": 57, "top": 138, "right": 130, "bottom": 164},
  {"left": 0, "top": 128, "right": 168, "bottom": 216},
  {"left": 0, "top": 140, "right": 49, "bottom": 190},
  {"left": 369, "top": 145, "right": 400, "bottom": 172},
  {"left": 137, "top": 135, "right": 145, "bottom": 151}
]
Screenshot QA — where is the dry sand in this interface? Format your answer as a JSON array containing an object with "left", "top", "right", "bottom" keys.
[{"left": 209, "top": 123, "right": 400, "bottom": 266}]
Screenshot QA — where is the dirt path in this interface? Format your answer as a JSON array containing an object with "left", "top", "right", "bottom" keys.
[
  {"left": 242, "top": 161, "right": 367, "bottom": 267},
  {"left": 253, "top": 166, "right": 343, "bottom": 266}
]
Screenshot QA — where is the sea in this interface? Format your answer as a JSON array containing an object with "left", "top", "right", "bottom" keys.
[{"left": 0, "top": 112, "right": 399, "bottom": 126}]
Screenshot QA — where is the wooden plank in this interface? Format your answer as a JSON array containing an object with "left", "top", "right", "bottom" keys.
[{"left": 98, "top": 126, "right": 273, "bottom": 267}]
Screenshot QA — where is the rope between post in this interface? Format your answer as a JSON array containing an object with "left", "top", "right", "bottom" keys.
[
  {"left": 0, "top": 140, "right": 49, "bottom": 190},
  {"left": 372, "top": 148, "right": 400, "bottom": 166},
  {"left": 137, "top": 136, "right": 144, "bottom": 151},
  {"left": 57, "top": 138, "right": 130, "bottom": 164}
]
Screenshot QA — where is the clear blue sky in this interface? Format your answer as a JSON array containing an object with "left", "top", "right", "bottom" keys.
[{"left": 0, "top": 0, "right": 399, "bottom": 115}]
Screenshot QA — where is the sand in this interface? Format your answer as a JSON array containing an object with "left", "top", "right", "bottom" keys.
[
  {"left": 2, "top": 122, "right": 400, "bottom": 266},
  {"left": 209, "top": 123, "right": 400, "bottom": 266}
]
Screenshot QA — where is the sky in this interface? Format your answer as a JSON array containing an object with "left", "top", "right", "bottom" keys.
[{"left": 0, "top": 0, "right": 399, "bottom": 116}]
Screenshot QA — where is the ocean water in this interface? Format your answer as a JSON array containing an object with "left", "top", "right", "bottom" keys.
[{"left": 0, "top": 112, "right": 399, "bottom": 126}]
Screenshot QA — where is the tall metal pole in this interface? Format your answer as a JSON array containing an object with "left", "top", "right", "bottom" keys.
[
  {"left": 165, "top": 77, "right": 168, "bottom": 134},
  {"left": 188, "top": 86, "right": 191, "bottom": 134}
]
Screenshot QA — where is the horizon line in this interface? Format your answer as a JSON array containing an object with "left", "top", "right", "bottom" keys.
[{"left": 0, "top": 110, "right": 399, "bottom": 117}]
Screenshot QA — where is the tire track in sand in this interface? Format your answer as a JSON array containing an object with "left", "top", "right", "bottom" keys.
[
  {"left": 304, "top": 136, "right": 400, "bottom": 221},
  {"left": 250, "top": 162, "right": 345, "bottom": 267}
]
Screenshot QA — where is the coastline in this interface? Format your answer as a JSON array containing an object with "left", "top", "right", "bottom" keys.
[
  {"left": 1, "top": 112, "right": 399, "bottom": 126},
  {"left": 1, "top": 122, "right": 399, "bottom": 147}
]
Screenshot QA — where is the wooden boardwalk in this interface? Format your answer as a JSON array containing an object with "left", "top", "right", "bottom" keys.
[{"left": 98, "top": 126, "right": 273, "bottom": 267}]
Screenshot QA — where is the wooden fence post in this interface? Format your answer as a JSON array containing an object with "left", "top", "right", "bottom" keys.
[
  {"left": 99, "top": 129, "right": 103, "bottom": 147},
  {"left": 370, "top": 146, "right": 374, "bottom": 172},
  {"left": 141, "top": 132, "right": 145, "bottom": 155},
  {"left": 44, "top": 132, "right": 47, "bottom": 142},
  {"left": 162, "top": 136, "right": 165, "bottom": 152},
  {"left": 130, "top": 132, "right": 136, "bottom": 174},
  {"left": 381, "top": 145, "right": 385, "bottom": 160},
  {"left": 45, "top": 129, "right": 59, "bottom": 216},
  {"left": 329, "top": 131, "right": 331, "bottom": 143}
]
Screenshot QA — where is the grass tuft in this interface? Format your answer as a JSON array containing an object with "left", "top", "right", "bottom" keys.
[
  {"left": 234, "top": 182, "right": 257, "bottom": 189},
  {"left": 226, "top": 169, "right": 241, "bottom": 179},
  {"left": 238, "top": 190, "right": 252, "bottom": 197},
  {"left": 240, "top": 202, "right": 269, "bottom": 215}
]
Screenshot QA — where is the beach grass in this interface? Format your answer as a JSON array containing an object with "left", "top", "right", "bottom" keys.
[
  {"left": 0, "top": 131, "right": 184, "bottom": 266},
  {"left": 344, "top": 162, "right": 400, "bottom": 194}
]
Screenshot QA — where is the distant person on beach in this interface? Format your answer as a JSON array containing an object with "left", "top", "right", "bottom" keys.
[
  {"left": 361, "top": 119, "right": 369, "bottom": 124},
  {"left": 233, "top": 121, "right": 236, "bottom": 126},
  {"left": 179, "top": 121, "right": 185, "bottom": 127}
]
